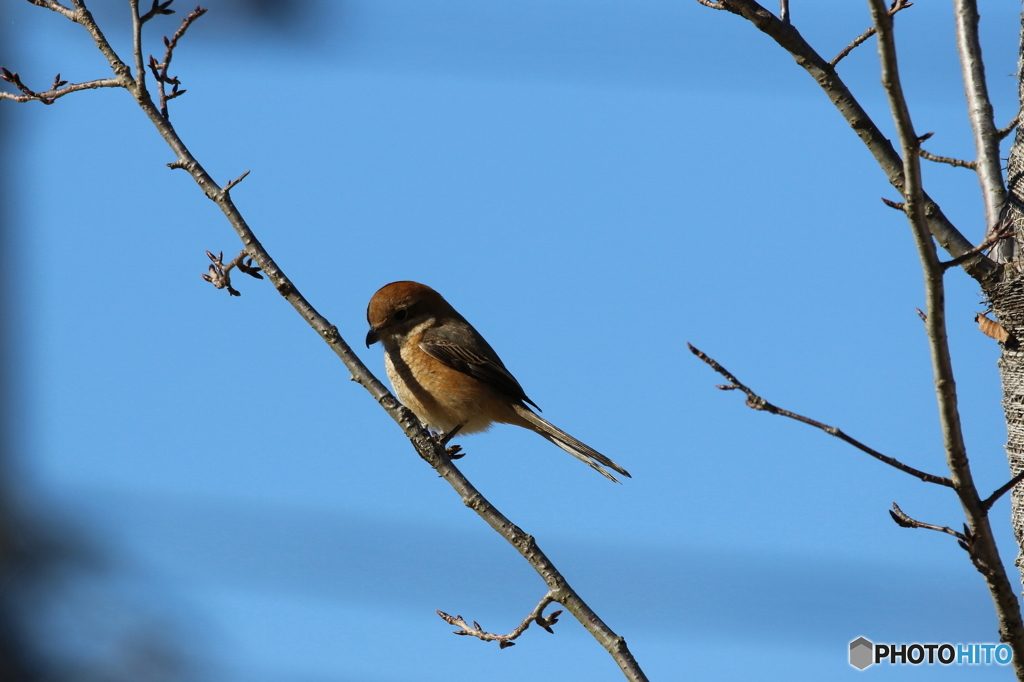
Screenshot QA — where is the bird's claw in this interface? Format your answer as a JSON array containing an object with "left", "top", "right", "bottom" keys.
[{"left": 431, "top": 426, "right": 466, "bottom": 459}]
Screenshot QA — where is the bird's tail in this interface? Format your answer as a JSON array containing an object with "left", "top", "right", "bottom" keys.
[{"left": 511, "top": 404, "right": 631, "bottom": 483}]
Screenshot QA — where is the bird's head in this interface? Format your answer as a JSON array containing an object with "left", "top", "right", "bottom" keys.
[{"left": 365, "top": 280, "right": 452, "bottom": 347}]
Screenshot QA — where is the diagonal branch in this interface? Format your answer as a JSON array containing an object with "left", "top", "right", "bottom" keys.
[
  {"left": 54, "top": 0, "right": 134, "bottom": 83},
  {"left": 27, "top": 0, "right": 78, "bottom": 21},
  {"left": 686, "top": 343, "right": 953, "bottom": 487},
  {"left": 12, "top": 2, "right": 649, "bottom": 679},
  {"left": 437, "top": 593, "right": 562, "bottom": 649},
  {"left": 829, "top": 0, "right": 913, "bottom": 67},
  {"left": 940, "top": 223, "right": 1014, "bottom": 270},
  {"left": 223, "top": 169, "right": 250, "bottom": 192},
  {"left": 695, "top": 0, "right": 998, "bottom": 282},
  {"left": 982, "top": 471, "right": 1024, "bottom": 512},
  {"left": 998, "top": 114, "right": 1021, "bottom": 141}
]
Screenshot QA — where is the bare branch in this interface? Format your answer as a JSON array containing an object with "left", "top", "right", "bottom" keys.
[
  {"left": 223, "top": 170, "right": 250, "bottom": 193},
  {"left": 0, "top": 67, "right": 37, "bottom": 97},
  {"left": 129, "top": 0, "right": 146, "bottom": 91},
  {"left": 870, "top": 0, "right": 964, "bottom": 491},
  {"left": 953, "top": 0, "right": 1007, "bottom": 247},
  {"left": 694, "top": 0, "right": 728, "bottom": 9},
  {"left": 74, "top": 6, "right": 131, "bottom": 82},
  {"left": 881, "top": 197, "right": 905, "bottom": 211},
  {"left": 919, "top": 148, "right": 977, "bottom": 170},
  {"left": 889, "top": 502, "right": 967, "bottom": 541},
  {"left": 687, "top": 343, "right": 953, "bottom": 487},
  {"left": 0, "top": 69, "right": 121, "bottom": 104},
  {"left": 27, "top": 0, "right": 78, "bottom": 21},
  {"left": 139, "top": 0, "right": 175, "bottom": 24},
  {"left": 778, "top": 0, "right": 789, "bottom": 24},
  {"left": 868, "top": 0, "right": 1024, "bottom": 665},
  {"left": 712, "top": 0, "right": 997, "bottom": 281},
  {"left": 940, "top": 224, "right": 1013, "bottom": 270},
  {"left": 829, "top": 0, "right": 913, "bottom": 67},
  {"left": 437, "top": 593, "right": 562, "bottom": 649},
  {"left": 148, "top": 4, "right": 207, "bottom": 118},
  {"left": 998, "top": 113, "right": 1020, "bottom": 141},
  {"left": 201, "top": 249, "right": 262, "bottom": 296},
  {"left": 982, "top": 471, "right": 1024, "bottom": 512}
]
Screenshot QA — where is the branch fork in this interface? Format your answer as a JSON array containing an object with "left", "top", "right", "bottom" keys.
[
  {"left": 139, "top": 0, "right": 174, "bottom": 24},
  {"left": 201, "top": 249, "right": 263, "bottom": 296},
  {"left": 146, "top": 3, "right": 206, "bottom": 118},
  {"left": 828, "top": 0, "right": 913, "bottom": 67}
]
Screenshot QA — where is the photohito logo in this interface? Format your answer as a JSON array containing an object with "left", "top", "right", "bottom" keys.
[{"left": 849, "top": 637, "right": 1013, "bottom": 670}]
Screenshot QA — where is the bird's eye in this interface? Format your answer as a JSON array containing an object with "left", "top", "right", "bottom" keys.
[{"left": 394, "top": 309, "right": 408, "bottom": 321}]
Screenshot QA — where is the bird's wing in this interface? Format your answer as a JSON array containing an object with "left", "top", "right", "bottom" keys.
[{"left": 418, "top": 337, "right": 540, "bottom": 410}]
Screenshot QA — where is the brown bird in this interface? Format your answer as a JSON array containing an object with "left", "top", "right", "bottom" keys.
[{"left": 365, "top": 281, "right": 631, "bottom": 482}]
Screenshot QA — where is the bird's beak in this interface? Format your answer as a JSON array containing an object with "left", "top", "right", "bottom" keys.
[{"left": 365, "top": 326, "right": 381, "bottom": 347}]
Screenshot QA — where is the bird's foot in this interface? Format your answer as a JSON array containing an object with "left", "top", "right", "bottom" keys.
[{"left": 433, "top": 425, "right": 466, "bottom": 459}]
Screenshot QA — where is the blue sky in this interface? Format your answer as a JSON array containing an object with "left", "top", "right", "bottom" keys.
[{"left": 5, "top": 0, "right": 1024, "bottom": 679}]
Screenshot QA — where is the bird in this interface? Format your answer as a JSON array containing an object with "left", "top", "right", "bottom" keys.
[{"left": 365, "top": 281, "right": 631, "bottom": 482}]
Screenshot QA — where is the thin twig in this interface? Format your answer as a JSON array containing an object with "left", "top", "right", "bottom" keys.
[
  {"left": 881, "top": 197, "right": 905, "bottom": 211},
  {"left": 888, "top": 502, "right": 967, "bottom": 541},
  {"left": 687, "top": 343, "right": 953, "bottom": 487},
  {"left": 998, "top": 113, "right": 1020, "bottom": 141},
  {"left": 940, "top": 224, "right": 1013, "bottom": 270},
  {"left": 0, "top": 67, "right": 39, "bottom": 97},
  {"left": 695, "top": 0, "right": 728, "bottom": 9},
  {"left": 139, "top": 0, "right": 174, "bottom": 24},
  {"left": 829, "top": 0, "right": 913, "bottom": 68},
  {"left": 868, "top": 0, "right": 1024, "bottom": 668},
  {"left": 919, "top": 148, "right": 977, "bottom": 170},
  {"left": 149, "top": 4, "right": 207, "bottom": 118},
  {"left": 224, "top": 170, "right": 250, "bottom": 192},
  {"left": 982, "top": 471, "right": 1024, "bottom": 512},
  {"left": 0, "top": 72, "right": 121, "bottom": 104},
  {"left": 778, "top": 0, "right": 788, "bottom": 24},
  {"left": 437, "top": 593, "right": 562, "bottom": 649}
]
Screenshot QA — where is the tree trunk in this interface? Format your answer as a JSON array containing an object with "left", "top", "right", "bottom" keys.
[{"left": 990, "top": 7, "right": 1024, "bottom": 592}]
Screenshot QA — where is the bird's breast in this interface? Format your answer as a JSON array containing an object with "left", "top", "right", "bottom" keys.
[{"left": 382, "top": 337, "right": 507, "bottom": 434}]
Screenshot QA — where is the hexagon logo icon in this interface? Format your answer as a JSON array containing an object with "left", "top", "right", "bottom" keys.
[{"left": 850, "top": 637, "right": 874, "bottom": 670}]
